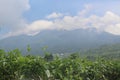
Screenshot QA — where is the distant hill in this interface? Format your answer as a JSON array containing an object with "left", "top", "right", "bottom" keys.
[
  {"left": 82, "top": 43, "right": 120, "bottom": 59},
  {"left": 1, "top": 28, "right": 120, "bottom": 55}
]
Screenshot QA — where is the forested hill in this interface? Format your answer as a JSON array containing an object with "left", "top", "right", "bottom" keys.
[{"left": 81, "top": 43, "right": 120, "bottom": 60}]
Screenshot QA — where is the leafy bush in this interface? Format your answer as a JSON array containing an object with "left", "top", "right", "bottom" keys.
[{"left": 0, "top": 49, "right": 120, "bottom": 80}]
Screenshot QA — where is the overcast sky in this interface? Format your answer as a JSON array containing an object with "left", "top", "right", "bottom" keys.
[{"left": 0, "top": 0, "right": 120, "bottom": 39}]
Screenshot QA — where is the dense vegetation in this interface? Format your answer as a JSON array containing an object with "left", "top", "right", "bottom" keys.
[
  {"left": 0, "top": 49, "right": 120, "bottom": 80},
  {"left": 81, "top": 43, "right": 120, "bottom": 60}
]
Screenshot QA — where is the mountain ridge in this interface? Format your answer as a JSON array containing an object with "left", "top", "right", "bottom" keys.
[{"left": 0, "top": 29, "right": 120, "bottom": 55}]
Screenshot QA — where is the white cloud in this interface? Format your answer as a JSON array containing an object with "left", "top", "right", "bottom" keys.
[
  {"left": 46, "top": 12, "right": 63, "bottom": 19},
  {"left": 105, "top": 24, "right": 120, "bottom": 35},
  {"left": 78, "top": 4, "right": 92, "bottom": 16},
  {"left": 89, "top": 11, "right": 120, "bottom": 33},
  {"left": 1, "top": 20, "right": 53, "bottom": 38},
  {"left": 50, "top": 11, "right": 120, "bottom": 35},
  {"left": 25, "top": 20, "right": 53, "bottom": 36},
  {"left": 1, "top": 2, "right": 120, "bottom": 39},
  {"left": 0, "top": 0, "right": 30, "bottom": 38}
]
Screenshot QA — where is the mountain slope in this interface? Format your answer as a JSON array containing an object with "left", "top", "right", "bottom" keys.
[{"left": 0, "top": 29, "right": 120, "bottom": 55}]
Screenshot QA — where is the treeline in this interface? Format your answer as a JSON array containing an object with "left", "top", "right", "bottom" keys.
[{"left": 0, "top": 49, "right": 120, "bottom": 80}]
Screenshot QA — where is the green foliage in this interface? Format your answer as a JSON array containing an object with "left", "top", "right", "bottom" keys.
[
  {"left": 44, "top": 53, "right": 53, "bottom": 61},
  {"left": 0, "top": 49, "right": 120, "bottom": 80},
  {"left": 82, "top": 44, "right": 120, "bottom": 60},
  {"left": 27, "top": 44, "right": 31, "bottom": 53}
]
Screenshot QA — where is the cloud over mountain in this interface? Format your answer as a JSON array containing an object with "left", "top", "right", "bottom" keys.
[
  {"left": 27, "top": 11, "right": 120, "bottom": 36},
  {"left": 1, "top": 1, "right": 120, "bottom": 39}
]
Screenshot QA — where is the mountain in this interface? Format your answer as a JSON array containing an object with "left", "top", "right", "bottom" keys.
[{"left": 0, "top": 28, "right": 120, "bottom": 55}]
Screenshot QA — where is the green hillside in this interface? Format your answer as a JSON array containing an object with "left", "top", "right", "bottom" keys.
[{"left": 81, "top": 43, "right": 120, "bottom": 60}]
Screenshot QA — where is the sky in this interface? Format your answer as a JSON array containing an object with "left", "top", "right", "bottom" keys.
[{"left": 0, "top": 0, "right": 120, "bottom": 39}]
